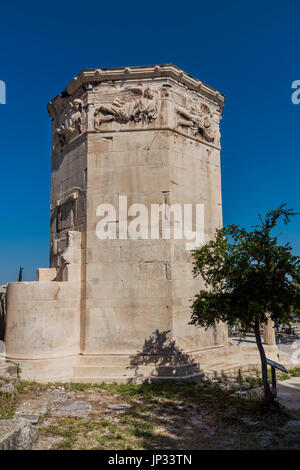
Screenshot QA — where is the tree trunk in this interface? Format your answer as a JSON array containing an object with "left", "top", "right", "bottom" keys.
[{"left": 254, "top": 319, "right": 273, "bottom": 402}]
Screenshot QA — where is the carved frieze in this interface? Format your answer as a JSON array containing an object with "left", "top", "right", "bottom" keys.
[
  {"left": 94, "top": 87, "right": 160, "bottom": 130},
  {"left": 54, "top": 98, "right": 84, "bottom": 147},
  {"left": 48, "top": 77, "right": 221, "bottom": 150},
  {"left": 175, "top": 102, "right": 217, "bottom": 143}
]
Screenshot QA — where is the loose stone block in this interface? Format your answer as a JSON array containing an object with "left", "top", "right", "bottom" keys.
[
  {"left": 52, "top": 401, "right": 91, "bottom": 418},
  {"left": 0, "top": 419, "right": 38, "bottom": 450},
  {"left": 14, "top": 413, "right": 40, "bottom": 424}
]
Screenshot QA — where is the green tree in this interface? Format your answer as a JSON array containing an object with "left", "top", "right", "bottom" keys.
[{"left": 190, "top": 204, "right": 300, "bottom": 402}]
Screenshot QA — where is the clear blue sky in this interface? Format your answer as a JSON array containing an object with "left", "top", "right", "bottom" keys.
[{"left": 0, "top": 1, "right": 299, "bottom": 284}]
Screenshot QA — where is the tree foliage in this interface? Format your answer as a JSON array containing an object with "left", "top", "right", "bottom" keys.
[
  {"left": 190, "top": 204, "right": 300, "bottom": 402},
  {"left": 191, "top": 205, "right": 300, "bottom": 329}
]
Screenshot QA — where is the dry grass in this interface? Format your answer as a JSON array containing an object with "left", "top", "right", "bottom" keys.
[{"left": 2, "top": 376, "right": 300, "bottom": 449}]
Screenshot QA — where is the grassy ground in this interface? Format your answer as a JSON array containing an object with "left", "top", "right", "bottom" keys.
[
  {"left": 273, "top": 366, "right": 300, "bottom": 381},
  {"left": 1, "top": 373, "right": 300, "bottom": 450},
  {"left": 0, "top": 377, "right": 18, "bottom": 420}
]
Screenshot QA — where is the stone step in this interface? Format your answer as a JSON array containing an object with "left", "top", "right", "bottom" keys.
[
  {"left": 72, "top": 363, "right": 202, "bottom": 378},
  {"left": 69, "top": 374, "right": 204, "bottom": 384},
  {"left": 78, "top": 348, "right": 232, "bottom": 366},
  {"left": 78, "top": 355, "right": 138, "bottom": 367},
  {"left": 203, "top": 363, "right": 262, "bottom": 379}
]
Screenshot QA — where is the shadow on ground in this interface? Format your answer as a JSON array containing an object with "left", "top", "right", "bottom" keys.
[{"left": 127, "top": 329, "right": 202, "bottom": 382}]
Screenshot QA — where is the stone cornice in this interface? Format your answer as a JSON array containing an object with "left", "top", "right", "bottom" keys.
[{"left": 48, "top": 64, "right": 225, "bottom": 112}]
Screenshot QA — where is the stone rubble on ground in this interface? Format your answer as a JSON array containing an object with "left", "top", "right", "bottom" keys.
[
  {"left": 15, "top": 387, "right": 77, "bottom": 418},
  {"left": 14, "top": 412, "right": 41, "bottom": 424},
  {"left": 52, "top": 400, "right": 92, "bottom": 418},
  {"left": 107, "top": 404, "right": 132, "bottom": 410},
  {"left": 0, "top": 382, "right": 15, "bottom": 395},
  {"left": 0, "top": 418, "right": 38, "bottom": 450}
]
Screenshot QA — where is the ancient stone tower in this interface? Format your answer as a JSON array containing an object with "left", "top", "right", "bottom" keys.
[{"left": 5, "top": 65, "right": 227, "bottom": 382}]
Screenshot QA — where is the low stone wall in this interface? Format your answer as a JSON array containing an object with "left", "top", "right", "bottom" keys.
[
  {"left": 5, "top": 279, "right": 81, "bottom": 360},
  {"left": 5, "top": 231, "right": 82, "bottom": 363}
]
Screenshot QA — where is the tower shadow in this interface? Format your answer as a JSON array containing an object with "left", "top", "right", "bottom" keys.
[{"left": 127, "top": 329, "right": 203, "bottom": 383}]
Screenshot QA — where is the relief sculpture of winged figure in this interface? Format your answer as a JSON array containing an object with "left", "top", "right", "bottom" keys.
[
  {"left": 94, "top": 87, "right": 159, "bottom": 130},
  {"left": 56, "top": 98, "right": 83, "bottom": 146},
  {"left": 176, "top": 102, "right": 217, "bottom": 143}
]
